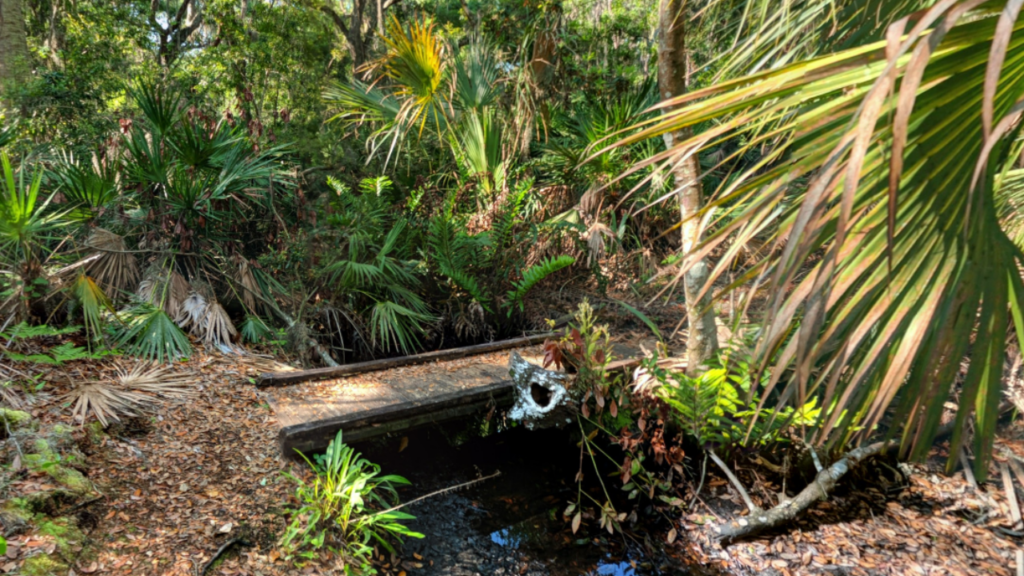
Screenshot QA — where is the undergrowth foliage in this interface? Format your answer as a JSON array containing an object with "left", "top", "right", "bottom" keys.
[{"left": 282, "top": 431, "right": 422, "bottom": 572}]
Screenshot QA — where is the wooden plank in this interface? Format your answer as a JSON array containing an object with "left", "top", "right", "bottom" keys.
[
  {"left": 257, "top": 333, "right": 554, "bottom": 387},
  {"left": 280, "top": 379, "right": 516, "bottom": 455}
]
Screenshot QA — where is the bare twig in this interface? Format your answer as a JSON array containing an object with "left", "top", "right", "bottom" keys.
[
  {"left": 708, "top": 449, "right": 759, "bottom": 514},
  {"left": 1002, "top": 462, "right": 1023, "bottom": 530},
  {"left": 368, "top": 470, "right": 501, "bottom": 518}
]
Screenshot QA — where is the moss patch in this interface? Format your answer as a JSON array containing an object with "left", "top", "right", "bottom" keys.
[
  {"left": 0, "top": 407, "right": 33, "bottom": 430},
  {"left": 37, "top": 517, "right": 84, "bottom": 558},
  {"left": 23, "top": 438, "right": 92, "bottom": 494},
  {"left": 20, "top": 554, "right": 67, "bottom": 576}
]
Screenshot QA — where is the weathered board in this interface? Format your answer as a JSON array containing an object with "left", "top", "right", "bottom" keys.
[
  {"left": 266, "top": 346, "right": 547, "bottom": 456},
  {"left": 257, "top": 333, "right": 554, "bottom": 387}
]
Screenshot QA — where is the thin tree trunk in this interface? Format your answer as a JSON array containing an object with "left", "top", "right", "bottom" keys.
[
  {"left": 657, "top": 0, "right": 718, "bottom": 374},
  {"left": 0, "top": 0, "right": 31, "bottom": 87}
]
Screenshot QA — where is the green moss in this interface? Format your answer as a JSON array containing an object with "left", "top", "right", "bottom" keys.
[
  {"left": 0, "top": 407, "right": 33, "bottom": 429},
  {"left": 23, "top": 438, "right": 91, "bottom": 494},
  {"left": 85, "top": 420, "right": 106, "bottom": 444},
  {"left": 20, "top": 554, "right": 67, "bottom": 576},
  {"left": 37, "top": 518, "right": 84, "bottom": 558}
]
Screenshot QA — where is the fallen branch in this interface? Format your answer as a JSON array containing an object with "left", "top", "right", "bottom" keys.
[
  {"left": 196, "top": 537, "right": 251, "bottom": 576},
  {"left": 714, "top": 440, "right": 892, "bottom": 541}
]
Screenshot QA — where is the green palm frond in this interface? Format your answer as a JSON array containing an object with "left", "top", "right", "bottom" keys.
[
  {"left": 49, "top": 152, "right": 120, "bottom": 220},
  {"left": 453, "top": 39, "right": 502, "bottom": 112},
  {"left": 118, "top": 304, "right": 192, "bottom": 362},
  {"left": 240, "top": 314, "right": 273, "bottom": 344},
  {"left": 127, "top": 80, "right": 182, "bottom": 136},
  {"left": 379, "top": 15, "right": 448, "bottom": 136},
  {"left": 997, "top": 168, "right": 1024, "bottom": 248},
  {"left": 617, "top": 0, "right": 1024, "bottom": 479},
  {"left": 451, "top": 109, "right": 505, "bottom": 194},
  {"left": 325, "top": 80, "right": 404, "bottom": 164},
  {"left": 370, "top": 300, "right": 433, "bottom": 355},
  {"left": 707, "top": 0, "right": 932, "bottom": 78},
  {"left": 71, "top": 274, "right": 114, "bottom": 345},
  {"left": 0, "top": 152, "right": 70, "bottom": 263}
]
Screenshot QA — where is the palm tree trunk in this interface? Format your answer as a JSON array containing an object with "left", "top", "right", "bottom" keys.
[
  {"left": 0, "top": 0, "right": 31, "bottom": 87},
  {"left": 658, "top": 0, "right": 718, "bottom": 373}
]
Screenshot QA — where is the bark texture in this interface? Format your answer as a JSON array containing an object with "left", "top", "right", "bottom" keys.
[
  {"left": 657, "top": 0, "right": 718, "bottom": 373},
  {"left": 0, "top": 0, "right": 31, "bottom": 86}
]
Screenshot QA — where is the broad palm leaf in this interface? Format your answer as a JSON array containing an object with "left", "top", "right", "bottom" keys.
[{"left": 618, "top": 1, "right": 1024, "bottom": 479}]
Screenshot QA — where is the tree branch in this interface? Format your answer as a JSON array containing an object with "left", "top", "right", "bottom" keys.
[
  {"left": 714, "top": 441, "right": 892, "bottom": 541},
  {"left": 320, "top": 5, "right": 349, "bottom": 35}
]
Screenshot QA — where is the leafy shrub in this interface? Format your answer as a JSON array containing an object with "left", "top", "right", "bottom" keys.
[{"left": 281, "top": 430, "right": 422, "bottom": 571}]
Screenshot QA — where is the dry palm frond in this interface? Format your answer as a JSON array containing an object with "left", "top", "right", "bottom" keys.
[
  {"left": 1, "top": 382, "right": 24, "bottom": 409},
  {"left": 232, "top": 254, "right": 259, "bottom": 311},
  {"left": 137, "top": 265, "right": 190, "bottom": 318},
  {"left": 203, "top": 301, "right": 238, "bottom": 348},
  {"left": 585, "top": 222, "right": 611, "bottom": 266},
  {"left": 175, "top": 292, "right": 207, "bottom": 332},
  {"left": 115, "top": 362, "right": 192, "bottom": 397},
  {"left": 85, "top": 228, "right": 139, "bottom": 296},
  {"left": 66, "top": 382, "right": 152, "bottom": 427}
]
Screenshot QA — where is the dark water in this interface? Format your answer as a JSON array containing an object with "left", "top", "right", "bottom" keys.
[{"left": 355, "top": 419, "right": 702, "bottom": 576}]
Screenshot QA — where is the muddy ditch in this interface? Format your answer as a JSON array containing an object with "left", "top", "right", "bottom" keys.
[{"left": 352, "top": 417, "right": 719, "bottom": 576}]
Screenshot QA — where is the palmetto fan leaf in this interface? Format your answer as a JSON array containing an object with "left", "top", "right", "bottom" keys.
[
  {"left": 49, "top": 152, "right": 120, "bottom": 220},
  {"left": 67, "top": 382, "right": 151, "bottom": 427},
  {"left": 118, "top": 304, "right": 192, "bottom": 362},
  {"left": 378, "top": 15, "right": 448, "bottom": 137},
  {"left": 114, "top": 362, "right": 192, "bottom": 396},
  {"left": 71, "top": 274, "right": 113, "bottom": 344},
  {"left": 617, "top": 1, "right": 1024, "bottom": 479},
  {"left": 67, "top": 362, "right": 193, "bottom": 426},
  {"left": 84, "top": 228, "right": 139, "bottom": 296}
]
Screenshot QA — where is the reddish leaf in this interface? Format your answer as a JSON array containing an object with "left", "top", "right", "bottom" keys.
[
  {"left": 571, "top": 328, "right": 584, "bottom": 349},
  {"left": 609, "top": 399, "right": 618, "bottom": 418}
]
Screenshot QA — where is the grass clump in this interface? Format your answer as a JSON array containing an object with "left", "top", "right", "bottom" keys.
[{"left": 281, "top": 430, "right": 422, "bottom": 572}]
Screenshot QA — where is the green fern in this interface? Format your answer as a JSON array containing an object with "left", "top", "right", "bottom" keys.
[
  {"left": 3, "top": 343, "right": 100, "bottom": 365},
  {"left": 427, "top": 209, "right": 491, "bottom": 308},
  {"left": 657, "top": 368, "right": 740, "bottom": 447},
  {"left": 1, "top": 322, "right": 81, "bottom": 340},
  {"left": 505, "top": 255, "right": 574, "bottom": 313}
]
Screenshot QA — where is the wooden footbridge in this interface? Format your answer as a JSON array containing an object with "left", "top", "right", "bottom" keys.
[{"left": 259, "top": 335, "right": 555, "bottom": 456}]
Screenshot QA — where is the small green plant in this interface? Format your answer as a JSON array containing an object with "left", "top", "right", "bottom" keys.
[
  {"left": 647, "top": 344, "right": 821, "bottom": 450},
  {"left": 281, "top": 430, "right": 422, "bottom": 572},
  {"left": 0, "top": 323, "right": 108, "bottom": 366}
]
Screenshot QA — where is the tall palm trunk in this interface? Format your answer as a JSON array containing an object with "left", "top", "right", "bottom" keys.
[
  {"left": 657, "top": 0, "right": 718, "bottom": 373},
  {"left": 0, "top": 0, "right": 31, "bottom": 87}
]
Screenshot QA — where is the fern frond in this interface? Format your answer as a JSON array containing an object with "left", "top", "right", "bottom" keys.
[{"left": 506, "top": 255, "right": 574, "bottom": 313}]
